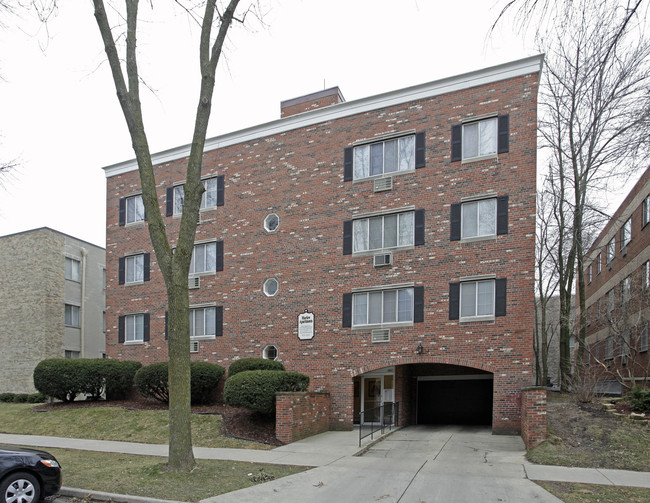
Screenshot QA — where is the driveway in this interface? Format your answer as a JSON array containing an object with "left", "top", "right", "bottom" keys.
[{"left": 202, "top": 425, "right": 562, "bottom": 503}]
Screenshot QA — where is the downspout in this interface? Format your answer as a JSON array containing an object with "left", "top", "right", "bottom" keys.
[{"left": 80, "top": 248, "right": 87, "bottom": 357}]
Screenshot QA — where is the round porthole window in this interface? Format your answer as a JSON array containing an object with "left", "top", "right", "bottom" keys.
[
  {"left": 263, "top": 278, "right": 279, "bottom": 296},
  {"left": 263, "top": 345, "right": 278, "bottom": 360},
  {"left": 264, "top": 213, "right": 279, "bottom": 232}
]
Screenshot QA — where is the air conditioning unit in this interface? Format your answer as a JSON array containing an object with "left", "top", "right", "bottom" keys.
[
  {"left": 371, "top": 328, "right": 391, "bottom": 343},
  {"left": 188, "top": 277, "right": 200, "bottom": 289},
  {"left": 373, "top": 253, "right": 393, "bottom": 267},
  {"left": 374, "top": 177, "right": 393, "bottom": 192},
  {"left": 190, "top": 341, "right": 199, "bottom": 353}
]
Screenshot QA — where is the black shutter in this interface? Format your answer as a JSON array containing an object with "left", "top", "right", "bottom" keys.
[
  {"left": 118, "top": 315, "right": 125, "bottom": 343},
  {"left": 118, "top": 257, "right": 125, "bottom": 285},
  {"left": 451, "top": 125, "right": 462, "bottom": 162},
  {"left": 216, "top": 240, "right": 224, "bottom": 271},
  {"left": 497, "top": 115, "right": 509, "bottom": 154},
  {"left": 119, "top": 198, "right": 126, "bottom": 226},
  {"left": 342, "top": 293, "right": 352, "bottom": 327},
  {"left": 343, "top": 147, "right": 353, "bottom": 182},
  {"left": 413, "top": 286, "right": 425, "bottom": 323},
  {"left": 216, "top": 306, "right": 223, "bottom": 337},
  {"left": 166, "top": 187, "right": 174, "bottom": 216},
  {"left": 415, "top": 209, "right": 425, "bottom": 246},
  {"left": 497, "top": 196, "right": 509, "bottom": 235},
  {"left": 450, "top": 203, "right": 462, "bottom": 241},
  {"left": 449, "top": 283, "right": 460, "bottom": 320},
  {"left": 165, "top": 311, "right": 168, "bottom": 340},
  {"left": 415, "top": 132, "right": 426, "bottom": 168},
  {"left": 143, "top": 313, "right": 150, "bottom": 342},
  {"left": 143, "top": 253, "right": 151, "bottom": 282},
  {"left": 343, "top": 220, "right": 353, "bottom": 255},
  {"left": 217, "top": 175, "right": 225, "bottom": 206},
  {"left": 495, "top": 278, "right": 507, "bottom": 317}
]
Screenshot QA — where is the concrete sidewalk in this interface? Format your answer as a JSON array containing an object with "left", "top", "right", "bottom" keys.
[{"left": 1, "top": 428, "right": 649, "bottom": 503}]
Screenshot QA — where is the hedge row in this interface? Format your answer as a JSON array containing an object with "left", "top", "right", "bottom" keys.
[
  {"left": 223, "top": 370, "right": 309, "bottom": 416},
  {"left": 33, "top": 359, "right": 141, "bottom": 402},
  {"left": 227, "top": 358, "right": 285, "bottom": 377},
  {"left": 0, "top": 392, "right": 47, "bottom": 403},
  {"left": 134, "top": 361, "right": 225, "bottom": 405}
]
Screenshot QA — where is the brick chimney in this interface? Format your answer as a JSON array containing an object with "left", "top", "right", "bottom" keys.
[{"left": 280, "top": 87, "right": 345, "bottom": 118}]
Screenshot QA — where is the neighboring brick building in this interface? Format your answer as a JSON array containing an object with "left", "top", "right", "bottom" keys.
[
  {"left": 0, "top": 227, "right": 106, "bottom": 393},
  {"left": 103, "top": 55, "right": 542, "bottom": 434},
  {"left": 582, "top": 167, "right": 650, "bottom": 392}
]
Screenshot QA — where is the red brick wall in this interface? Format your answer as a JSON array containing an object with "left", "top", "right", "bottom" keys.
[
  {"left": 275, "top": 392, "right": 331, "bottom": 443},
  {"left": 521, "top": 387, "right": 547, "bottom": 449},
  {"left": 105, "top": 70, "right": 539, "bottom": 433}
]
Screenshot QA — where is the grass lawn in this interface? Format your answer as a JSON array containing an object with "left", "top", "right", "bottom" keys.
[
  {"left": 49, "top": 449, "right": 307, "bottom": 502},
  {"left": 538, "top": 482, "right": 650, "bottom": 503},
  {"left": 0, "top": 403, "right": 271, "bottom": 449}
]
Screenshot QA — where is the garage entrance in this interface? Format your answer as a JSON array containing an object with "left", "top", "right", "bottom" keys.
[{"left": 417, "top": 375, "right": 493, "bottom": 426}]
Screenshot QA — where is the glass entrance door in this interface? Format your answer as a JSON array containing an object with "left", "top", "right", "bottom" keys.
[{"left": 363, "top": 377, "right": 382, "bottom": 422}]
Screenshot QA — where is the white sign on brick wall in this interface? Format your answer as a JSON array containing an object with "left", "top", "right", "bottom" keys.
[{"left": 298, "top": 312, "right": 314, "bottom": 340}]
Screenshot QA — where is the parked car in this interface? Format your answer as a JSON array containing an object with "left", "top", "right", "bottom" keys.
[{"left": 0, "top": 446, "right": 61, "bottom": 503}]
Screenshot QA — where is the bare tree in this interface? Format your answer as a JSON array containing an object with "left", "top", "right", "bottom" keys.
[{"left": 91, "top": 0, "right": 249, "bottom": 471}]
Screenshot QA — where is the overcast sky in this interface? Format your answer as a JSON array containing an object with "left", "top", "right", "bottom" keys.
[{"left": 0, "top": 1, "right": 535, "bottom": 248}]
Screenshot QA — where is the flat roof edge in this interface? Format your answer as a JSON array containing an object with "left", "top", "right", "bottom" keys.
[{"left": 103, "top": 54, "right": 544, "bottom": 178}]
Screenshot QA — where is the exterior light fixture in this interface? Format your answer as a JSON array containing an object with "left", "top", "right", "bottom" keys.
[{"left": 416, "top": 343, "right": 423, "bottom": 355}]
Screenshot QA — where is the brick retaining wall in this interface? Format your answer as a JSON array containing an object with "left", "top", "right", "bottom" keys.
[
  {"left": 276, "top": 392, "right": 331, "bottom": 444},
  {"left": 521, "top": 387, "right": 547, "bottom": 449}
]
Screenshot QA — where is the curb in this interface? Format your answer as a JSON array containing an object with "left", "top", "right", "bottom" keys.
[{"left": 59, "top": 486, "right": 187, "bottom": 503}]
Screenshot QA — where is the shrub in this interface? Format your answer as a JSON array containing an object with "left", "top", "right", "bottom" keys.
[
  {"left": 12, "top": 394, "right": 30, "bottom": 403},
  {"left": 33, "top": 359, "right": 84, "bottom": 402},
  {"left": 27, "top": 393, "right": 48, "bottom": 403},
  {"left": 223, "top": 370, "right": 309, "bottom": 416},
  {"left": 190, "top": 362, "right": 226, "bottom": 405},
  {"left": 104, "top": 360, "right": 142, "bottom": 400},
  {"left": 227, "top": 358, "right": 285, "bottom": 378},
  {"left": 135, "top": 362, "right": 226, "bottom": 404},
  {"left": 629, "top": 387, "right": 650, "bottom": 414},
  {"left": 0, "top": 393, "right": 13, "bottom": 403}
]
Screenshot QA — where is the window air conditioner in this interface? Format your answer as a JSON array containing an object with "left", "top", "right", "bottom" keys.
[
  {"left": 371, "top": 328, "right": 391, "bottom": 343},
  {"left": 190, "top": 341, "right": 199, "bottom": 353},
  {"left": 374, "top": 177, "right": 393, "bottom": 192},
  {"left": 188, "top": 277, "right": 200, "bottom": 289},
  {"left": 373, "top": 253, "right": 393, "bottom": 267}
]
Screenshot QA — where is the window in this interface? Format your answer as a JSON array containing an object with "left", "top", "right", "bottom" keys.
[
  {"left": 450, "top": 196, "right": 508, "bottom": 241},
  {"left": 641, "top": 323, "right": 648, "bottom": 353},
  {"left": 119, "top": 253, "right": 150, "bottom": 285},
  {"left": 126, "top": 195, "right": 145, "bottom": 224},
  {"left": 449, "top": 278, "right": 507, "bottom": 320},
  {"left": 353, "top": 135, "right": 415, "bottom": 180},
  {"left": 166, "top": 176, "right": 224, "bottom": 216},
  {"left": 587, "top": 264, "right": 592, "bottom": 284},
  {"left": 65, "top": 257, "right": 80, "bottom": 282},
  {"left": 644, "top": 261, "right": 650, "bottom": 290},
  {"left": 65, "top": 304, "right": 80, "bottom": 327},
  {"left": 352, "top": 287, "right": 415, "bottom": 327},
  {"left": 173, "top": 186, "right": 185, "bottom": 216},
  {"left": 353, "top": 211, "right": 414, "bottom": 252},
  {"left": 596, "top": 299, "right": 601, "bottom": 321},
  {"left": 621, "top": 218, "right": 632, "bottom": 250},
  {"left": 451, "top": 115, "right": 509, "bottom": 162},
  {"left": 596, "top": 253, "right": 602, "bottom": 275},
  {"left": 586, "top": 307, "right": 591, "bottom": 326},
  {"left": 605, "top": 336, "right": 614, "bottom": 361},
  {"left": 65, "top": 350, "right": 80, "bottom": 359},
  {"left": 118, "top": 313, "right": 150, "bottom": 343},
  {"left": 621, "top": 276, "right": 631, "bottom": 305},
  {"left": 644, "top": 196, "right": 650, "bottom": 227},
  {"left": 190, "top": 242, "right": 222, "bottom": 275},
  {"left": 263, "top": 345, "right": 278, "bottom": 360},
  {"left": 201, "top": 177, "right": 220, "bottom": 209},
  {"left": 606, "top": 237, "right": 616, "bottom": 264},
  {"left": 606, "top": 289, "right": 615, "bottom": 314},
  {"left": 263, "top": 278, "right": 279, "bottom": 296},
  {"left": 264, "top": 213, "right": 279, "bottom": 232},
  {"left": 190, "top": 307, "right": 216, "bottom": 338}
]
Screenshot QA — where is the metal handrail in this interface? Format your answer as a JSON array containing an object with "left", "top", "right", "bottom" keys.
[{"left": 358, "top": 401, "right": 399, "bottom": 447}]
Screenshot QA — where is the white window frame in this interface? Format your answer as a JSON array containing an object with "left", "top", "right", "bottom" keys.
[
  {"left": 352, "top": 287, "right": 414, "bottom": 328},
  {"left": 189, "top": 241, "right": 217, "bottom": 276},
  {"left": 263, "top": 345, "right": 278, "bottom": 360},
  {"left": 173, "top": 185, "right": 185, "bottom": 216},
  {"left": 263, "top": 278, "right": 279, "bottom": 297},
  {"left": 587, "top": 264, "right": 592, "bottom": 284},
  {"left": 65, "top": 304, "right": 80, "bottom": 327},
  {"left": 459, "top": 279, "right": 495, "bottom": 321},
  {"left": 643, "top": 196, "right": 650, "bottom": 227},
  {"left": 125, "top": 314, "right": 145, "bottom": 343},
  {"left": 125, "top": 194, "right": 145, "bottom": 224},
  {"left": 124, "top": 254, "right": 145, "bottom": 284},
  {"left": 352, "top": 211, "right": 415, "bottom": 253},
  {"left": 606, "top": 237, "right": 616, "bottom": 264},
  {"left": 596, "top": 253, "right": 602, "bottom": 275},
  {"left": 644, "top": 261, "right": 650, "bottom": 290},
  {"left": 65, "top": 257, "right": 81, "bottom": 282},
  {"left": 201, "top": 177, "right": 219, "bottom": 210},
  {"left": 264, "top": 213, "right": 279, "bottom": 233},
  {"left": 621, "top": 218, "right": 632, "bottom": 250},
  {"left": 461, "top": 198, "right": 497, "bottom": 239},
  {"left": 621, "top": 276, "right": 632, "bottom": 305},
  {"left": 606, "top": 289, "right": 615, "bottom": 314},
  {"left": 462, "top": 117, "right": 497, "bottom": 161},
  {"left": 189, "top": 306, "right": 217, "bottom": 339},
  {"left": 353, "top": 135, "right": 415, "bottom": 180}
]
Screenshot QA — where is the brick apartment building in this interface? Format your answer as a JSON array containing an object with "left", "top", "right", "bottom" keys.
[
  {"left": 0, "top": 228, "right": 106, "bottom": 393},
  {"left": 582, "top": 167, "right": 650, "bottom": 392},
  {"left": 103, "top": 55, "right": 542, "bottom": 434}
]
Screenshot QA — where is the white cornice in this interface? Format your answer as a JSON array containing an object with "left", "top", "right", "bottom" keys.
[{"left": 103, "top": 54, "right": 544, "bottom": 178}]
